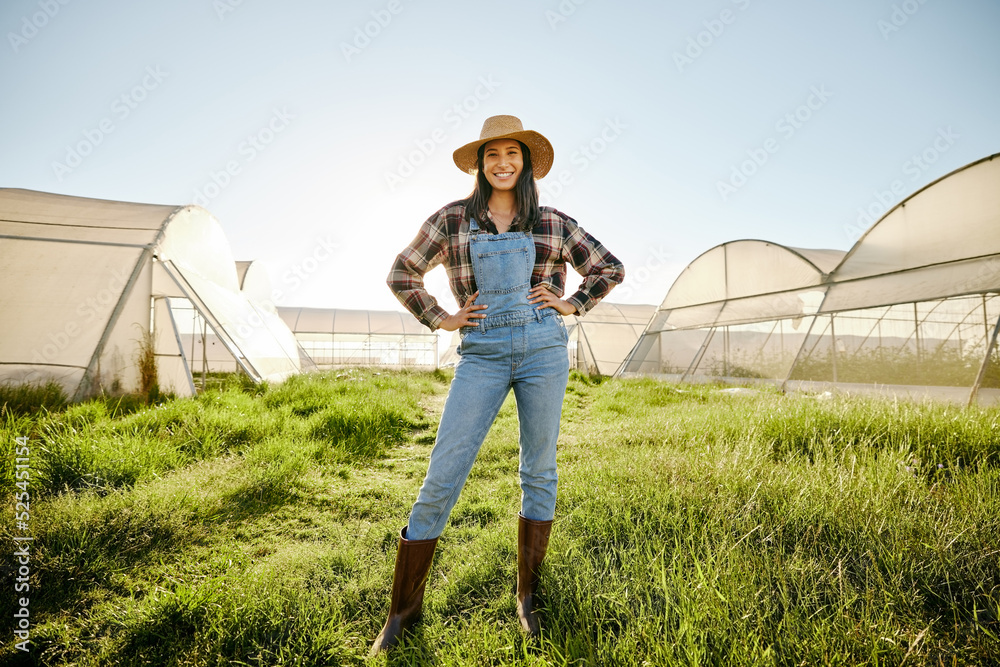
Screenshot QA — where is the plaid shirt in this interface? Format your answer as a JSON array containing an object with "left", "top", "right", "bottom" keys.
[{"left": 388, "top": 201, "right": 625, "bottom": 330}]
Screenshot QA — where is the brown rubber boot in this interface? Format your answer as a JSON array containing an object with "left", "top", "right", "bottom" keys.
[
  {"left": 516, "top": 513, "right": 553, "bottom": 637},
  {"left": 370, "top": 527, "right": 438, "bottom": 656}
]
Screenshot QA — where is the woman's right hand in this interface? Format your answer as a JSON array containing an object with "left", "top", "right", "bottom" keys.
[{"left": 439, "top": 291, "right": 487, "bottom": 331}]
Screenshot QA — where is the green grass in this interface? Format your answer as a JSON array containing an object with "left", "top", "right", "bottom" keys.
[
  {"left": 1, "top": 369, "right": 997, "bottom": 665},
  {"left": 0, "top": 381, "right": 68, "bottom": 416}
]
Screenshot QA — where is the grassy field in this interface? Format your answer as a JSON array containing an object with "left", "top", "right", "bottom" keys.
[{"left": 1, "top": 370, "right": 998, "bottom": 666}]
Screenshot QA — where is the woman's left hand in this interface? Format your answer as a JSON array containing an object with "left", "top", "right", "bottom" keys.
[{"left": 528, "top": 285, "right": 577, "bottom": 316}]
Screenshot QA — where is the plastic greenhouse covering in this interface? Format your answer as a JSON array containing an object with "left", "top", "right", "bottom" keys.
[
  {"left": 0, "top": 189, "right": 301, "bottom": 399},
  {"left": 564, "top": 302, "right": 656, "bottom": 376},
  {"left": 619, "top": 153, "right": 1000, "bottom": 406},
  {"left": 278, "top": 307, "right": 439, "bottom": 368},
  {"left": 179, "top": 261, "right": 317, "bottom": 378}
]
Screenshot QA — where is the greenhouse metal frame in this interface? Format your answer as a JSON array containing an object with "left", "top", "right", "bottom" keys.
[
  {"left": 0, "top": 189, "right": 302, "bottom": 399},
  {"left": 278, "top": 307, "right": 439, "bottom": 369},
  {"left": 565, "top": 301, "right": 656, "bottom": 376},
  {"left": 618, "top": 153, "right": 1000, "bottom": 406}
]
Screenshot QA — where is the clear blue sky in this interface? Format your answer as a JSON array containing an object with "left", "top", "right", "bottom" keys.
[{"left": 2, "top": 0, "right": 998, "bottom": 315}]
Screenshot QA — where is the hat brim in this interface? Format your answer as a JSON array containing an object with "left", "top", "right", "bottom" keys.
[{"left": 452, "top": 130, "right": 554, "bottom": 179}]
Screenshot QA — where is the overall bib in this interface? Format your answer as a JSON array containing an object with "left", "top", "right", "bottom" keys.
[{"left": 406, "top": 219, "right": 571, "bottom": 540}]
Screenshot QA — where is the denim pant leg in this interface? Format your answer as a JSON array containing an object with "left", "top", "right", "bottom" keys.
[
  {"left": 406, "top": 334, "right": 512, "bottom": 540},
  {"left": 512, "top": 318, "right": 570, "bottom": 522}
]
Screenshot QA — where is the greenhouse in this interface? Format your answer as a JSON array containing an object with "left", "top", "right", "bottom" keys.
[
  {"left": 0, "top": 189, "right": 302, "bottom": 399},
  {"left": 176, "top": 261, "right": 316, "bottom": 379},
  {"left": 619, "top": 153, "right": 1000, "bottom": 405},
  {"left": 566, "top": 301, "right": 656, "bottom": 376},
  {"left": 278, "top": 307, "right": 439, "bottom": 369}
]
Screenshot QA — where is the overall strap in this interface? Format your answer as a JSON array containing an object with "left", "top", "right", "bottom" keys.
[{"left": 469, "top": 218, "right": 480, "bottom": 233}]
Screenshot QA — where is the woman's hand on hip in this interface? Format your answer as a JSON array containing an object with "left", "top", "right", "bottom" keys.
[
  {"left": 439, "top": 291, "right": 488, "bottom": 331},
  {"left": 528, "top": 285, "right": 577, "bottom": 316}
]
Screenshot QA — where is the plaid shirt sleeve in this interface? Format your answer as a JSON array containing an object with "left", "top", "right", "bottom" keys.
[
  {"left": 553, "top": 210, "right": 625, "bottom": 317},
  {"left": 386, "top": 206, "right": 455, "bottom": 330}
]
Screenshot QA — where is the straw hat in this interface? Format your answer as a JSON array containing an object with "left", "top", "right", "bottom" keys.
[{"left": 452, "top": 115, "right": 554, "bottom": 179}]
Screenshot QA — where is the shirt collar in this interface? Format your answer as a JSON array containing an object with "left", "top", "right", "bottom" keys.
[{"left": 481, "top": 209, "right": 500, "bottom": 234}]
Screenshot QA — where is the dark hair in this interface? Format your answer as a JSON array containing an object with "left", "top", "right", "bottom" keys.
[{"left": 464, "top": 140, "right": 541, "bottom": 231}]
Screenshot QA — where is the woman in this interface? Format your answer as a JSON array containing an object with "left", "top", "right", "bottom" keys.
[{"left": 373, "top": 115, "right": 624, "bottom": 654}]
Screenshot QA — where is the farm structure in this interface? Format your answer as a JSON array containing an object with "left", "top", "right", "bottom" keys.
[
  {"left": 0, "top": 189, "right": 301, "bottom": 399},
  {"left": 278, "top": 307, "right": 439, "bottom": 369},
  {"left": 565, "top": 301, "right": 656, "bottom": 376},
  {"left": 175, "top": 261, "right": 317, "bottom": 378},
  {"left": 619, "top": 153, "right": 1000, "bottom": 406}
]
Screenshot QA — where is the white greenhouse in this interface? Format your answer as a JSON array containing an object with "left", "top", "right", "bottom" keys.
[
  {"left": 619, "top": 153, "right": 1000, "bottom": 406},
  {"left": 565, "top": 301, "right": 656, "bottom": 376},
  {"left": 278, "top": 307, "right": 440, "bottom": 369},
  {"left": 0, "top": 189, "right": 302, "bottom": 399},
  {"left": 176, "top": 260, "right": 316, "bottom": 379}
]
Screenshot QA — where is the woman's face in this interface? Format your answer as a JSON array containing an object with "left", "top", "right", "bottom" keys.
[{"left": 482, "top": 139, "right": 523, "bottom": 192}]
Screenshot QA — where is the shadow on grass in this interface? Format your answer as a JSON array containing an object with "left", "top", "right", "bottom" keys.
[
  {"left": 107, "top": 576, "right": 361, "bottom": 666},
  {"left": 23, "top": 466, "right": 304, "bottom": 623}
]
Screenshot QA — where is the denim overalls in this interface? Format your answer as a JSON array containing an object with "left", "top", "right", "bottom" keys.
[{"left": 406, "top": 218, "right": 571, "bottom": 540}]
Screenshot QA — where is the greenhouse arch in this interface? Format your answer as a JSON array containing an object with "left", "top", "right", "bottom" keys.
[
  {"left": 278, "top": 307, "right": 439, "bottom": 369},
  {"left": 0, "top": 189, "right": 301, "bottom": 399},
  {"left": 618, "top": 153, "right": 1000, "bottom": 405}
]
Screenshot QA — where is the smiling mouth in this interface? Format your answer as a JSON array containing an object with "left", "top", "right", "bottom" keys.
[{"left": 494, "top": 172, "right": 514, "bottom": 178}]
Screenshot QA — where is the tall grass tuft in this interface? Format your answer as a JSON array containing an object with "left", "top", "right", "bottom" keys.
[{"left": 135, "top": 324, "right": 159, "bottom": 403}]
